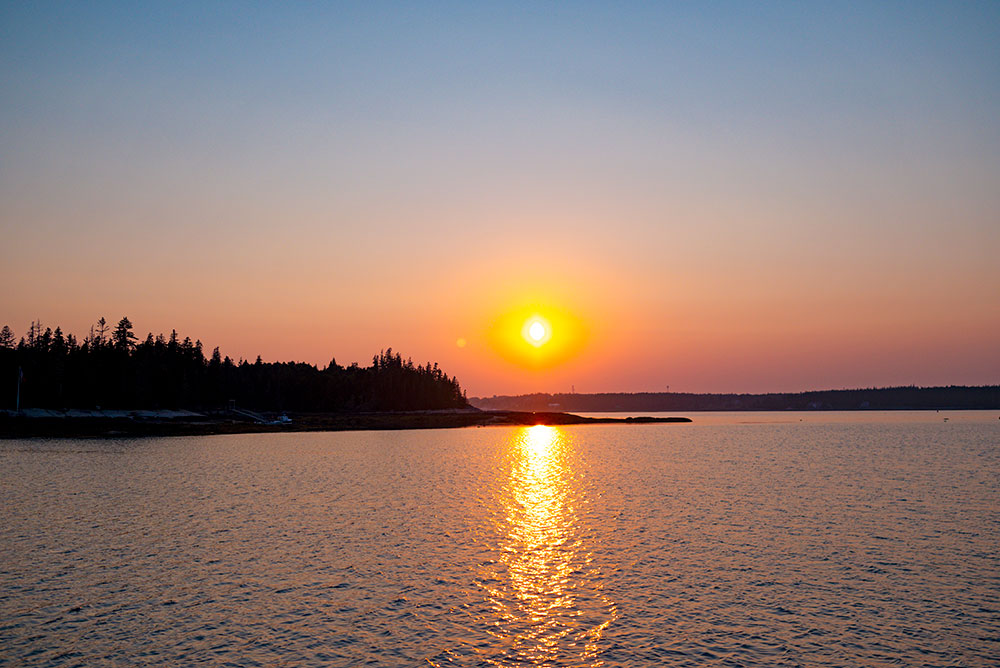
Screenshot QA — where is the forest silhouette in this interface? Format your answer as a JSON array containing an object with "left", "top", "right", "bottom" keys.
[{"left": 0, "top": 318, "right": 467, "bottom": 412}]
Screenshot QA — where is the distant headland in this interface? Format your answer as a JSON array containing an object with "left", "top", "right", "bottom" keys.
[{"left": 471, "top": 386, "right": 1000, "bottom": 412}]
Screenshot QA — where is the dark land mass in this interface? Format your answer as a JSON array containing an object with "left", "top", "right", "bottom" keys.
[
  {"left": 2, "top": 318, "right": 467, "bottom": 412},
  {"left": 0, "top": 409, "right": 691, "bottom": 439},
  {"left": 471, "top": 385, "right": 1000, "bottom": 412},
  {"left": 0, "top": 316, "right": 688, "bottom": 438}
]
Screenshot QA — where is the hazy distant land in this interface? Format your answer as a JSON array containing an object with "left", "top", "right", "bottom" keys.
[{"left": 471, "top": 386, "right": 1000, "bottom": 412}]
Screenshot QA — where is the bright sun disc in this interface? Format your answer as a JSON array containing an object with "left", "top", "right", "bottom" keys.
[
  {"left": 522, "top": 316, "right": 551, "bottom": 347},
  {"left": 488, "top": 303, "right": 586, "bottom": 368},
  {"left": 529, "top": 321, "right": 545, "bottom": 341}
]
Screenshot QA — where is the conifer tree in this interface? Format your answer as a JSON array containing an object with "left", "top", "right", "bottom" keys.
[
  {"left": 95, "top": 317, "right": 109, "bottom": 348},
  {"left": 112, "top": 317, "right": 137, "bottom": 351}
]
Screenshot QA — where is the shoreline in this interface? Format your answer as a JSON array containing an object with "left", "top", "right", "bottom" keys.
[{"left": 0, "top": 409, "right": 692, "bottom": 439}]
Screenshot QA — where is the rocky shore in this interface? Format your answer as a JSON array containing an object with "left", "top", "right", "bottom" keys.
[{"left": 0, "top": 408, "right": 691, "bottom": 439}]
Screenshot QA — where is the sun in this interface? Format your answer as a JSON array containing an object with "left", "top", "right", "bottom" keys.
[
  {"left": 486, "top": 302, "right": 586, "bottom": 369},
  {"left": 529, "top": 321, "right": 545, "bottom": 342},
  {"left": 522, "top": 316, "right": 552, "bottom": 347}
]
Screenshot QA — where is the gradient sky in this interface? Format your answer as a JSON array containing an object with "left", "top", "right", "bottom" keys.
[{"left": 2, "top": 1, "right": 998, "bottom": 395}]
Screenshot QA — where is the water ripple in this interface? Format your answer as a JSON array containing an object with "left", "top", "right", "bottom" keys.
[{"left": 1, "top": 417, "right": 998, "bottom": 666}]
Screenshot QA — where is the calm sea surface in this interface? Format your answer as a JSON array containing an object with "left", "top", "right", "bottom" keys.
[{"left": 1, "top": 411, "right": 998, "bottom": 667}]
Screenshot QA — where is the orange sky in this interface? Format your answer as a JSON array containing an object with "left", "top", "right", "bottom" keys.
[{"left": 2, "top": 4, "right": 998, "bottom": 396}]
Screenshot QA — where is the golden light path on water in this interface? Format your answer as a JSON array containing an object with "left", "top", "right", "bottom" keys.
[{"left": 478, "top": 425, "right": 619, "bottom": 666}]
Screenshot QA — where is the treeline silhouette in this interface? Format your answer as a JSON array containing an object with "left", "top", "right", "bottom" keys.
[
  {"left": 471, "top": 386, "right": 1000, "bottom": 412},
  {"left": 0, "top": 318, "right": 467, "bottom": 411}
]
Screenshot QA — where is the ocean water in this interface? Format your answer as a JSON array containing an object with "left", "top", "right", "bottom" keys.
[{"left": 1, "top": 412, "right": 998, "bottom": 666}]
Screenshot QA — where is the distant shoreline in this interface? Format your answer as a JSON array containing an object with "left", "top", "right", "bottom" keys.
[
  {"left": 0, "top": 409, "right": 692, "bottom": 439},
  {"left": 471, "top": 385, "right": 1000, "bottom": 413}
]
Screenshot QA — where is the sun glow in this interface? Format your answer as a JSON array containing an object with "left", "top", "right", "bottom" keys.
[{"left": 487, "top": 303, "right": 588, "bottom": 369}]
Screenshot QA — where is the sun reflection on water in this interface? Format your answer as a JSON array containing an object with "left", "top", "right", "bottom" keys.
[{"left": 479, "top": 425, "right": 618, "bottom": 666}]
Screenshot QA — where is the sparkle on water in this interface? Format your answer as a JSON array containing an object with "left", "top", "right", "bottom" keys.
[{"left": 480, "top": 425, "right": 617, "bottom": 663}]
